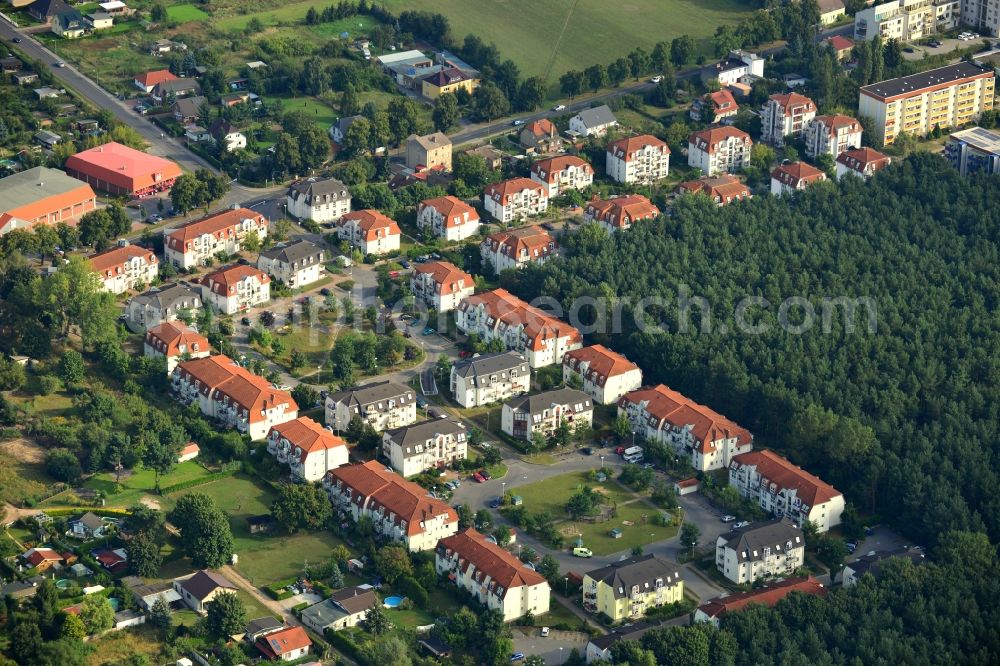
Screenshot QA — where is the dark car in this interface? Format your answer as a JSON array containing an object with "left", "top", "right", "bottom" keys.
[
  {"left": 399, "top": 259, "right": 411, "bottom": 269},
  {"left": 579, "top": 447, "right": 593, "bottom": 455},
  {"left": 479, "top": 468, "right": 491, "bottom": 480},
  {"left": 240, "top": 317, "right": 251, "bottom": 325},
  {"left": 319, "top": 287, "right": 331, "bottom": 296},
  {"left": 13, "top": 38, "right": 21, "bottom": 43}
]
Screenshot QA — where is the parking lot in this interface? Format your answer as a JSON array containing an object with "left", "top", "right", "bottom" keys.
[{"left": 511, "top": 627, "right": 589, "bottom": 665}]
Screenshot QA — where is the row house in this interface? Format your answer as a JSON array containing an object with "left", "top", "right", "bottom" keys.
[
  {"left": 836, "top": 146, "right": 892, "bottom": 180},
  {"left": 124, "top": 282, "right": 201, "bottom": 332},
  {"left": 409, "top": 260, "right": 474, "bottom": 313},
  {"left": 285, "top": 176, "right": 351, "bottom": 224},
  {"left": 480, "top": 225, "right": 557, "bottom": 273},
  {"left": 436, "top": 528, "right": 550, "bottom": 621},
  {"left": 336, "top": 209, "right": 401, "bottom": 256},
  {"left": 529, "top": 155, "right": 595, "bottom": 196},
  {"left": 690, "top": 89, "right": 740, "bottom": 124},
  {"left": 164, "top": 207, "right": 268, "bottom": 270},
  {"left": 456, "top": 288, "right": 583, "bottom": 368},
  {"left": 716, "top": 519, "right": 805, "bottom": 584},
  {"left": 450, "top": 351, "right": 531, "bottom": 408},
  {"left": 257, "top": 239, "right": 325, "bottom": 289},
  {"left": 324, "top": 460, "right": 458, "bottom": 551},
  {"left": 382, "top": 418, "right": 468, "bottom": 477},
  {"left": 583, "top": 194, "right": 660, "bottom": 233},
  {"left": 760, "top": 93, "right": 817, "bottom": 146},
  {"left": 605, "top": 135, "right": 670, "bottom": 185},
  {"left": 483, "top": 178, "right": 548, "bottom": 223},
  {"left": 416, "top": 195, "right": 481, "bottom": 242},
  {"left": 687, "top": 126, "right": 752, "bottom": 176},
  {"left": 770, "top": 161, "right": 827, "bottom": 196},
  {"left": 89, "top": 241, "right": 158, "bottom": 295},
  {"left": 325, "top": 380, "right": 416, "bottom": 433},
  {"left": 618, "top": 384, "right": 753, "bottom": 471},
  {"left": 729, "top": 449, "right": 845, "bottom": 532},
  {"left": 582, "top": 554, "right": 684, "bottom": 622},
  {"left": 803, "top": 114, "right": 863, "bottom": 159},
  {"left": 694, "top": 576, "right": 826, "bottom": 626},
  {"left": 198, "top": 264, "right": 271, "bottom": 315},
  {"left": 266, "top": 416, "right": 348, "bottom": 482},
  {"left": 677, "top": 174, "right": 751, "bottom": 206},
  {"left": 143, "top": 321, "right": 210, "bottom": 373},
  {"left": 171, "top": 354, "right": 298, "bottom": 440},
  {"left": 501, "top": 387, "right": 593, "bottom": 441},
  {"left": 562, "top": 345, "right": 642, "bottom": 405}
]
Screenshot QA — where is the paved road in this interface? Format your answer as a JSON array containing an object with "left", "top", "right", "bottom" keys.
[{"left": 512, "top": 627, "right": 589, "bottom": 665}]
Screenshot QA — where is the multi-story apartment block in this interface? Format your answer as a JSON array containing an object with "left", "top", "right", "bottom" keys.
[
  {"left": 582, "top": 554, "right": 684, "bottom": 622},
  {"left": 337, "top": 209, "right": 401, "bottom": 256},
  {"left": 382, "top": 418, "right": 467, "bottom": 477},
  {"left": 125, "top": 282, "right": 201, "bottom": 332},
  {"left": 164, "top": 207, "right": 268, "bottom": 270},
  {"left": 171, "top": 354, "right": 298, "bottom": 440},
  {"left": 286, "top": 176, "right": 351, "bottom": 224},
  {"left": 770, "top": 161, "right": 827, "bottom": 196},
  {"left": 483, "top": 178, "right": 548, "bottom": 223},
  {"left": 729, "top": 449, "right": 845, "bottom": 532},
  {"left": 677, "top": 174, "right": 752, "bottom": 206},
  {"left": 944, "top": 125, "right": 1000, "bottom": 174},
  {"left": 716, "top": 519, "right": 805, "bottom": 584},
  {"left": 687, "top": 126, "right": 753, "bottom": 175},
  {"left": 690, "top": 90, "right": 740, "bottom": 124},
  {"left": 530, "top": 155, "right": 595, "bottom": 196},
  {"left": 480, "top": 225, "right": 557, "bottom": 273},
  {"left": 583, "top": 194, "right": 660, "bottom": 233},
  {"left": 854, "top": 0, "right": 960, "bottom": 42},
  {"left": 804, "top": 114, "right": 864, "bottom": 159},
  {"left": 962, "top": 0, "right": 1000, "bottom": 36},
  {"left": 267, "top": 416, "right": 348, "bottom": 482},
  {"left": 324, "top": 460, "right": 458, "bottom": 551},
  {"left": 450, "top": 351, "right": 531, "bottom": 408},
  {"left": 605, "top": 135, "right": 671, "bottom": 185},
  {"left": 436, "top": 528, "right": 551, "bottom": 621},
  {"left": 89, "top": 242, "right": 159, "bottom": 295},
  {"left": 406, "top": 131, "right": 453, "bottom": 172},
  {"left": 257, "top": 239, "right": 325, "bottom": 289},
  {"left": 456, "top": 289, "right": 582, "bottom": 368},
  {"left": 618, "top": 385, "right": 753, "bottom": 471},
  {"left": 416, "top": 196, "right": 480, "bottom": 242},
  {"left": 325, "top": 380, "right": 417, "bottom": 433},
  {"left": 198, "top": 264, "right": 271, "bottom": 315},
  {"left": 501, "top": 387, "right": 593, "bottom": 441},
  {"left": 859, "top": 62, "right": 994, "bottom": 145},
  {"left": 760, "top": 93, "right": 817, "bottom": 146},
  {"left": 836, "top": 146, "right": 893, "bottom": 179},
  {"left": 409, "top": 261, "right": 474, "bottom": 312},
  {"left": 144, "top": 322, "right": 210, "bottom": 372},
  {"left": 562, "top": 345, "right": 642, "bottom": 405}
]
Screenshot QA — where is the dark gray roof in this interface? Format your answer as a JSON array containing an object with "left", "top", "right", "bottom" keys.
[
  {"left": 505, "top": 387, "right": 591, "bottom": 416},
  {"left": 452, "top": 351, "right": 529, "bottom": 381},
  {"left": 287, "top": 176, "right": 350, "bottom": 203},
  {"left": 154, "top": 79, "right": 201, "bottom": 95},
  {"left": 847, "top": 547, "right": 925, "bottom": 579},
  {"left": 385, "top": 418, "right": 465, "bottom": 457},
  {"left": 329, "top": 586, "right": 378, "bottom": 615},
  {"left": 330, "top": 380, "right": 414, "bottom": 412},
  {"left": 1, "top": 577, "right": 43, "bottom": 598},
  {"left": 179, "top": 570, "right": 236, "bottom": 601},
  {"left": 588, "top": 619, "right": 660, "bottom": 651},
  {"left": 718, "top": 518, "right": 803, "bottom": 563},
  {"left": 333, "top": 115, "right": 363, "bottom": 137},
  {"left": 246, "top": 616, "right": 283, "bottom": 635},
  {"left": 130, "top": 282, "right": 201, "bottom": 310},
  {"left": 258, "top": 239, "right": 324, "bottom": 265},
  {"left": 54, "top": 10, "right": 84, "bottom": 30},
  {"left": 301, "top": 598, "right": 349, "bottom": 627},
  {"left": 860, "top": 62, "right": 991, "bottom": 100},
  {"left": 75, "top": 512, "right": 104, "bottom": 529},
  {"left": 31, "top": 0, "right": 72, "bottom": 19},
  {"left": 114, "top": 609, "right": 144, "bottom": 622},
  {"left": 0, "top": 167, "right": 90, "bottom": 211},
  {"left": 574, "top": 104, "right": 617, "bottom": 129},
  {"left": 584, "top": 554, "right": 682, "bottom": 600},
  {"left": 173, "top": 95, "right": 206, "bottom": 117}
]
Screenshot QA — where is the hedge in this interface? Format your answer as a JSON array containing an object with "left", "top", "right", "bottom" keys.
[
  {"left": 42, "top": 507, "right": 131, "bottom": 518},
  {"left": 158, "top": 468, "right": 239, "bottom": 494},
  {"left": 324, "top": 629, "right": 366, "bottom": 665}
]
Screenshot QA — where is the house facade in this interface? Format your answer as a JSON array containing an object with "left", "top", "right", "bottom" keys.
[
  {"left": 836, "top": 147, "right": 892, "bottom": 179},
  {"left": 125, "top": 282, "right": 202, "bottom": 332},
  {"left": 677, "top": 174, "right": 752, "bottom": 205},
  {"left": 729, "top": 449, "right": 846, "bottom": 532},
  {"left": 409, "top": 261, "right": 475, "bottom": 312},
  {"left": 406, "top": 132, "right": 453, "bottom": 172},
  {"left": 583, "top": 194, "right": 660, "bottom": 233},
  {"left": 770, "top": 162, "right": 827, "bottom": 196},
  {"left": 944, "top": 126, "right": 1000, "bottom": 175},
  {"left": 267, "top": 416, "right": 348, "bottom": 482},
  {"left": 173, "top": 570, "right": 237, "bottom": 612},
  {"left": 529, "top": 155, "right": 595, "bottom": 196},
  {"left": 480, "top": 225, "right": 557, "bottom": 273},
  {"left": 164, "top": 207, "right": 268, "bottom": 270},
  {"left": 199, "top": 265, "right": 271, "bottom": 315},
  {"left": 716, "top": 519, "right": 805, "bottom": 584},
  {"left": 605, "top": 135, "right": 670, "bottom": 184},
  {"left": 687, "top": 126, "right": 753, "bottom": 175},
  {"left": 694, "top": 576, "right": 826, "bottom": 626},
  {"left": 336, "top": 209, "right": 401, "bottom": 256},
  {"left": 301, "top": 587, "right": 377, "bottom": 633},
  {"left": 255, "top": 626, "right": 311, "bottom": 661},
  {"left": 257, "top": 239, "right": 325, "bottom": 289},
  {"left": 690, "top": 90, "right": 740, "bottom": 124},
  {"left": 582, "top": 554, "right": 684, "bottom": 622},
  {"left": 519, "top": 118, "right": 563, "bottom": 153},
  {"left": 382, "top": 418, "right": 468, "bottom": 477},
  {"left": 416, "top": 196, "right": 480, "bottom": 241},
  {"left": 803, "top": 114, "right": 863, "bottom": 158},
  {"left": 436, "top": 528, "right": 550, "bottom": 621},
  {"left": 325, "top": 380, "right": 417, "bottom": 433},
  {"left": 711, "top": 50, "right": 765, "bottom": 86},
  {"left": 483, "top": 178, "right": 549, "bottom": 223},
  {"left": 286, "top": 176, "right": 351, "bottom": 223},
  {"left": 569, "top": 105, "right": 618, "bottom": 137},
  {"left": 562, "top": 345, "right": 642, "bottom": 405},
  {"left": 618, "top": 384, "right": 753, "bottom": 471},
  {"left": 89, "top": 242, "right": 159, "bottom": 295},
  {"left": 450, "top": 351, "right": 531, "bottom": 408},
  {"left": 760, "top": 93, "right": 817, "bottom": 146},
  {"left": 501, "top": 387, "right": 593, "bottom": 441},
  {"left": 144, "top": 322, "right": 210, "bottom": 372}
]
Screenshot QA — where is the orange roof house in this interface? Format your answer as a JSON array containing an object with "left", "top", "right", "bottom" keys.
[
  {"left": 0, "top": 166, "right": 96, "bottom": 235},
  {"left": 144, "top": 321, "right": 210, "bottom": 371},
  {"left": 255, "top": 626, "right": 312, "bottom": 661},
  {"left": 412, "top": 260, "right": 474, "bottom": 294},
  {"left": 480, "top": 225, "right": 556, "bottom": 268},
  {"left": 418, "top": 196, "right": 479, "bottom": 229},
  {"left": 836, "top": 147, "right": 892, "bottom": 179},
  {"left": 730, "top": 449, "right": 844, "bottom": 514},
  {"left": 771, "top": 161, "right": 826, "bottom": 193},
  {"left": 584, "top": 194, "right": 660, "bottom": 231},
  {"left": 529, "top": 155, "right": 594, "bottom": 183},
  {"left": 133, "top": 69, "right": 177, "bottom": 92},
  {"left": 688, "top": 126, "right": 752, "bottom": 154},
  {"left": 65, "top": 142, "right": 182, "bottom": 196},
  {"left": 483, "top": 178, "right": 546, "bottom": 206},
  {"left": 606, "top": 134, "right": 669, "bottom": 160},
  {"left": 696, "top": 576, "right": 826, "bottom": 625},
  {"left": 562, "top": 344, "right": 643, "bottom": 404},
  {"left": 338, "top": 209, "right": 401, "bottom": 241},
  {"left": 677, "top": 174, "right": 751, "bottom": 205},
  {"left": 164, "top": 207, "right": 267, "bottom": 255},
  {"left": 692, "top": 89, "right": 740, "bottom": 123}
]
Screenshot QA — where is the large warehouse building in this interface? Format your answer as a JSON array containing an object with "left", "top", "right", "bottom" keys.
[
  {"left": 65, "top": 142, "right": 182, "bottom": 197},
  {"left": 0, "top": 166, "right": 97, "bottom": 235}
]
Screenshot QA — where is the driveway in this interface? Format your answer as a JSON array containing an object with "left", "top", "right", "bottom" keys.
[{"left": 219, "top": 564, "right": 300, "bottom": 627}]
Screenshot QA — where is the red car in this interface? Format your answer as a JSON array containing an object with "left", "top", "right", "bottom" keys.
[
  {"left": 472, "top": 472, "right": 485, "bottom": 483},
  {"left": 615, "top": 446, "right": 626, "bottom": 455},
  {"left": 459, "top": 351, "right": 471, "bottom": 359}
]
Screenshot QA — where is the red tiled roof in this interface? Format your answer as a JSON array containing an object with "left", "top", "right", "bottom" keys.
[
  {"left": 482, "top": 225, "right": 555, "bottom": 262},
  {"left": 523, "top": 118, "right": 556, "bottom": 140},
  {"left": 619, "top": 384, "right": 751, "bottom": 453},
  {"left": 811, "top": 114, "right": 862, "bottom": 137},
  {"left": 66, "top": 142, "right": 182, "bottom": 194},
  {"left": 269, "top": 416, "right": 346, "bottom": 464},
  {"left": 698, "top": 576, "right": 826, "bottom": 619},
  {"left": 563, "top": 345, "right": 639, "bottom": 387},
  {"left": 165, "top": 207, "right": 266, "bottom": 252},
  {"left": 769, "top": 92, "right": 817, "bottom": 116},
  {"left": 256, "top": 626, "right": 311, "bottom": 659},
  {"left": 675, "top": 477, "right": 699, "bottom": 488},
  {"left": 836, "top": 147, "right": 891, "bottom": 172},
  {"left": 175, "top": 355, "right": 297, "bottom": 424},
  {"left": 708, "top": 89, "right": 739, "bottom": 113},
  {"left": 688, "top": 126, "right": 752, "bottom": 155},
  {"left": 135, "top": 69, "right": 177, "bottom": 88},
  {"left": 418, "top": 196, "right": 479, "bottom": 228},
  {"left": 89, "top": 244, "right": 157, "bottom": 277},
  {"left": 438, "top": 528, "right": 547, "bottom": 595},
  {"left": 412, "top": 260, "right": 474, "bottom": 294},
  {"left": 200, "top": 264, "right": 270, "bottom": 296},
  {"left": 585, "top": 194, "right": 659, "bottom": 229},
  {"left": 483, "top": 177, "right": 546, "bottom": 205},
  {"left": 458, "top": 288, "right": 582, "bottom": 351},
  {"left": 179, "top": 442, "right": 200, "bottom": 457},
  {"left": 24, "top": 548, "right": 62, "bottom": 566},
  {"left": 530, "top": 155, "right": 593, "bottom": 183},
  {"left": 339, "top": 209, "right": 401, "bottom": 242},
  {"left": 677, "top": 175, "right": 750, "bottom": 204},
  {"left": 606, "top": 134, "right": 669, "bottom": 162},
  {"left": 730, "top": 449, "right": 842, "bottom": 507},
  {"left": 771, "top": 162, "right": 826, "bottom": 188},
  {"left": 826, "top": 35, "right": 854, "bottom": 52},
  {"left": 145, "top": 322, "right": 209, "bottom": 357}
]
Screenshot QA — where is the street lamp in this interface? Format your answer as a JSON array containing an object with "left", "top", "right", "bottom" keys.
[
  {"left": 559, "top": 647, "right": 565, "bottom": 665},
  {"left": 600, "top": 455, "right": 605, "bottom": 469},
  {"left": 501, "top": 481, "right": 506, "bottom": 501},
  {"left": 564, "top": 576, "right": 568, "bottom": 596}
]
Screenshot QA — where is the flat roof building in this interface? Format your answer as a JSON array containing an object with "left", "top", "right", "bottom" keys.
[{"left": 0, "top": 166, "right": 96, "bottom": 235}]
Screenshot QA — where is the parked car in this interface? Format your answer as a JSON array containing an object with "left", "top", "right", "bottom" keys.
[
  {"left": 415, "top": 255, "right": 429, "bottom": 262},
  {"left": 240, "top": 317, "right": 251, "bottom": 326},
  {"left": 512, "top": 119, "right": 525, "bottom": 126},
  {"left": 489, "top": 497, "right": 501, "bottom": 509},
  {"left": 399, "top": 259, "right": 411, "bottom": 269},
  {"left": 431, "top": 252, "right": 442, "bottom": 259},
  {"left": 540, "top": 627, "right": 550, "bottom": 637},
  {"left": 721, "top": 515, "right": 736, "bottom": 522},
  {"left": 458, "top": 350, "right": 471, "bottom": 358},
  {"left": 846, "top": 542, "right": 858, "bottom": 553},
  {"left": 319, "top": 287, "right": 331, "bottom": 296},
  {"left": 479, "top": 469, "right": 491, "bottom": 480},
  {"left": 416, "top": 396, "right": 428, "bottom": 408},
  {"left": 12, "top": 38, "right": 21, "bottom": 43},
  {"left": 572, "top": 547, "right": 593, "bottom": 558},
  {"left": 511, "top": 654, "right": 525, "bottom": 663},
  {"left": 422, "top": 326, "right": 435, "bottom": 336},
  {"left": 472, "top": 472, "right": 485, "bottom": 483},
  {"left": 389, "top": 270, "right": 400, "bottom": 278},
  {"left": 552, "top": 104, "right": 566, "bottom": 111},
  {"left": 54, "top": 61, "right": 66, "bottom": 68},
  {"left": 733, "top": 521, "right": 750, "bottom": 529},
  {"left": 650, "top": 75, "right": 663, "bottom": 83}
]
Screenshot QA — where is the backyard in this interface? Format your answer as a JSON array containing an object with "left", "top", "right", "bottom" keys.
[{"left": 39, "top": 460, "right": 214, "bottom": 510}]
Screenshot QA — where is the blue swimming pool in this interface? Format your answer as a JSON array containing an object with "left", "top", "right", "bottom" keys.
[
  {"left": 108, "top": 597, "right": 121, "bottom": 611},
  {"left": 383, "top": 595, "right": 405, "bottom": 608},
  {"left": 55, "top": 579, "right": 72, "bottom": 590}
]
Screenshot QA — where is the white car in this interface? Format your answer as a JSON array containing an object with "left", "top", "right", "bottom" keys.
[
  {"left": 721, "top": 515, "right": 736, "bottom": 522},
  {"left": 650, "top": 75, "right": 663, "bottom": 83},
  {"left": 552, "top": 104, "right": 566, "bottom": 111},
  {"left": 540, "top": 627, "right": 550, "bottom": 637},
  {"left": 734, "top": 521, "right": 750, "bottom": 528}
]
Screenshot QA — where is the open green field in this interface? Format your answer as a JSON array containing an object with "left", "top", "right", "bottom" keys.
[
  {"left": 512, "top": 470, "right": 634, "bottom": 518},
  {"left": 40, "top": 461, "right": 212, "bottom": 509},
  {"left": 166, "top": 3, "right": 210, "bottom": 22},
  {"left": 272, "top": 96, "right": 338, "bottom": 129},
  {"left": 0, "top": 438, "right": 53, "bottom": 506}
]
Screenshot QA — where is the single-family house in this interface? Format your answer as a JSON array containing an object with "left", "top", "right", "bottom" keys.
[
  {"left": 51, "top": 10, "right": 86, "bottom": 39},
  {"left": 208, "top": 119, "right": 246, "bottom": 152},
  {"left": 818, "top": 0, "right": 846, "bottom": 25},
  {"left": 841, "top": 547, "right": 926, "bottom": 587},
  {"left": 301, "top": 586, "right": 377, "bottom": 633},
  {"left": 406, "top": 132, "right": 452, "bottom": 172},
  {"left": 20, "top": 548, "right": 64, "bottom": 571},
  {"left": 586, "top": 621, "right": 659, "bottom": 664},
  {"left": 421, "top": 67, "right": 479, "bottom": 99},
  {"left": 151, "top": 78, "right": 201, "bottom": 105},
  {"left": 34, "top": 130, "right": 61, "bottom": 150},
  {"left": 244, "top": 616, "right": 284, "bottom": 643},
  {"left": 255, "top": 625, "right": 312, "bottom": 661},
  {"left": 691, "top": 90, "right": 740, "bottom": 124},
  {"left": 173, "top": 570, "right": 237, "bottom": 612},
  {"left": 825, "top": 35, "right": 855, "bottom": 61},
  {"left": 172, "top": 96, "right": 206, "bottom": 124},
  {"left": 29, "top": 0, "right": 72, "bottom": 24},
  {"left": 130, "top": 581, "right": 182, "bottom": 612},
  {"left": 134, "top": 69, "right": 177, "bottom": 93},
  {"left": 84, "top": 11, "right": 114, "bottom": 30},
  {"left": 519, "top": 118, "right": 563, "bottom": 153},
  {"left": 710, "top": 50, "right": 765, "bottom": 87},
  {"left": 465, "top": 145, "right": 504, "bottom": 170},
  {"left": 569, "top": 105, "right": 618, "bottom": 137}
]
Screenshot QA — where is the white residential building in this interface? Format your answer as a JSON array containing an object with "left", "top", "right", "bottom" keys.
[
  {"left": 416, "top": 196, "right": 480, "bottom": 241},
  {"left": 336, "top": 209, "right": 401, "bottom": 256},
  {"left": 562, "top": 345, "right": 642, "bottom": 405},
  {"left": 164, "top": 207, "right": 269, "bottom": 270},
  {"left": 409, "top": 261, "right": 474, "bottom": 313},
  {"left": 257, "top": 239, "right": 325, "bottom": 289},
  {"left": 711, "top": 50, "right": 765, "bottom": 87},
  {"left": 483, "top": 178, "right": 548, "bottom": 223},
  {"left": 125, "top": 282, "right": 202, "bottom": 332},
  {"left": 480, "top": 225, "right": 557, "bottom": 273},
  {"left": 266, "top": 416, "right": 348, "bottom": 482},
  {"left": 450, "top": 351, "right": 531, "bottom": 408},
  {"left": 760, "top": 93, "right": 817, "bottom": 146},
  {"left": 88, "top": 242, "right": 159, "bottom": 295},
  {"left": 529, "top": 155, "right": 595, "bottom": 196},
  {"left": 501, "top": 387, "right": 593, "bottom": 441},
  {"left": 770, "top": 161, "right": 827, "bottom": 196},
  {"left": 568, "top": 105, "right": 618, "bottom": 137},
  {"left": 854, "top": 0, "right": 961, "bottom": 42},
  {"left": 687, "top": 126, "right": 753, "bottom": 176},
  {"left": 198, "top": 264, "right": 270, "bottom": 315},
  {"left": 804, "top": 114, "right": 863, "bottom": 158},
  {"left": 143, "top": 322, "right": 210, "bottom": 373},
  {"left": 286, "top": 176, "right": 351, "bottom": 224},
  {"left": 605, "top": 135, "right": 670, "bottom": 184},
  {"left": 836, "top": 147, "right": 893, "bottom": 179},
  {"left": 325, "top": 380, "right": 416, "bottom": 433},
  {"left": 382, "top": 418, "right": 467, "bottom": 477},
  {"left": 583, "top": 194, "right": 660, "bottom": 233},
  {"left": 716, "top": 519, "right": 805, "bottom": 584}
]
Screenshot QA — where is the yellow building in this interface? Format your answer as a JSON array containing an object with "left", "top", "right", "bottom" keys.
[
  {"left": 859, "top": 62, "right": 994, "bottom": 145},
  {"left": 421, "top": 67, "right": 479, "bottom": 100},
  {"left": 582, "top": 554, "right": 685, "bottom": 622}
]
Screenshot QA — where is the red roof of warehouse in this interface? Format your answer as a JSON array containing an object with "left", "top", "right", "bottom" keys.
[{"left": 65, "top": 142, "right": 182, "bottom": 193}]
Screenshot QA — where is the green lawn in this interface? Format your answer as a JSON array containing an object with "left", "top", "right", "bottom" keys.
[
  {"left": 566, "top": 502, "right": 679, "bottom": 556},
  {"left": 272, "top": 96, "right": 338, "bottom": 130},
  {"left": 383, "top": 586, "right": 462, "bottom": 629},
  {"left": 0, "top": 439, "right": 53, "bottom": 506},
  {"left": 512, "top": 470, "right": 634, "bottom": 518},
  {"left": 43, "top": 461, "right": 212, "bottom": 509},
  {"left": 166, "top": 3, "right": 209, "bottom": 22}
]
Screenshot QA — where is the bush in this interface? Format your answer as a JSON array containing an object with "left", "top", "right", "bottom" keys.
[
  {"left": 397, "top": 575, "right": 429, "bottom": 608},
  {"left": 36, "top": 374, "right": 58, "bottom": 396}
]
